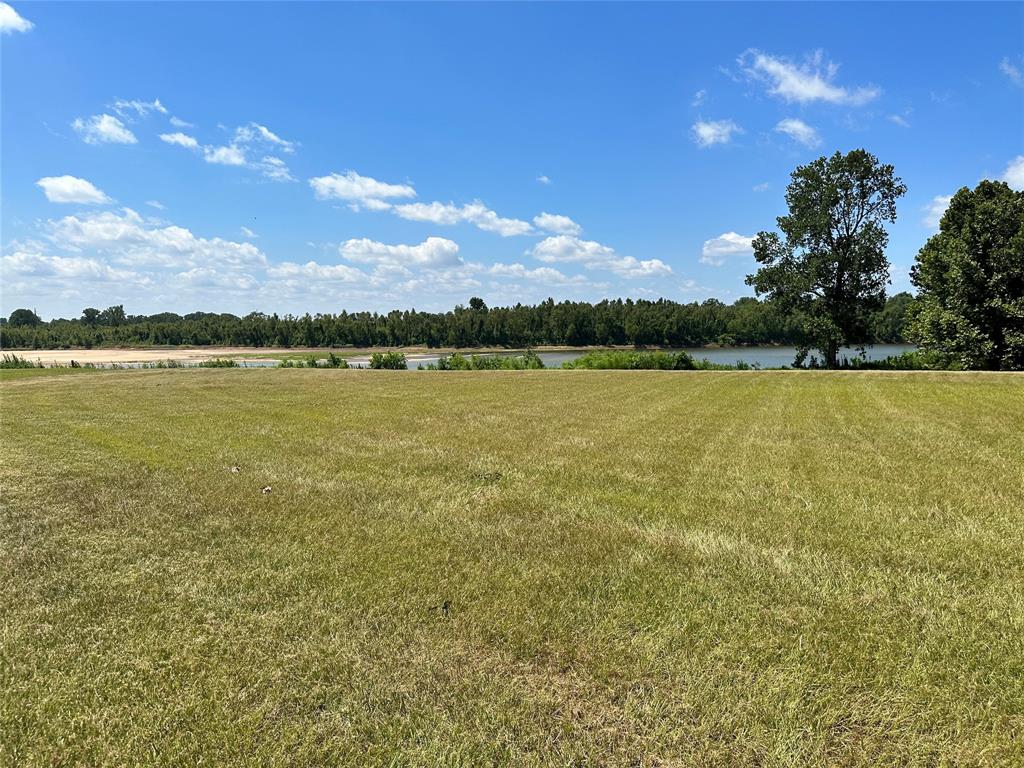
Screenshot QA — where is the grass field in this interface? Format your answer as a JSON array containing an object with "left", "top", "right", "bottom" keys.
[{"left": 2, "top": 369, "right": 1022, "bottom": 766}]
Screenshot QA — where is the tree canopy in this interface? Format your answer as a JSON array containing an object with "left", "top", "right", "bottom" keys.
[
  {"left": 746, "top": 149, "right": 906, "bottom": 367},
  {"left": 908, "top": 180, "right": 1024, "bottom": 370}
]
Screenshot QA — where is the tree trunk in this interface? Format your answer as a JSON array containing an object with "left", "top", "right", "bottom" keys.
[{"left": 826, "top": 341, "right": 839, "bottom": 369}]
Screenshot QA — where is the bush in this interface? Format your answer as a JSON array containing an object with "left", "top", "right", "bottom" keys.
[
  {"left": 839, "top": 350, "right": 954, "bottom": 370},
  {"left": 561, "top": 350, "right": 747, "bottom": 370},
  {"left": 426, "top": 350, "right": 545, "bottom": 370},
  {"left": 0, "top": 354, "right": 43, "bottom": 369},
  {"left": 562, "top": 350, "right": 697, "bottom": 370},
  {"left": 198, "top": 358, "right": 238, "bottom": 368},
  {"left": 369, "top": 351, "right": 407, "bottom": 370}
]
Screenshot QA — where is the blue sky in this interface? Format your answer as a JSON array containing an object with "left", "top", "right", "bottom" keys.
[{"left": 2, "top": 1, "right": 1022, "bottom": 319}]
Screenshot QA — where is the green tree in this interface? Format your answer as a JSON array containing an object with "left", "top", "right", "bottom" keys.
[
  {"left": 81, "top": 307, "right": 101, "bottom": 326},
  {"left": 7, "top": 308, "right": 42, "bottom": 326},
  {"left": 99, "top": 304, "right": 127, "bottom": 327},
  {"left": 746, "top": 149, "right": 906, "bottom": 367},
  {"left": 908, "top": 180, "right": 1024, "bottom": 370}
]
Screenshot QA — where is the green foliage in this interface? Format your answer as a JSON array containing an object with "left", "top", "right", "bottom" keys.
[
  {"left": 0, "top": 296, "right": 880, "bottom": 351},
  {"left": 837, "top": 349, "right": 954, "bottom": 370},
  {"left": 426, "top": 350, "right": 544, "bottom": 370},
  {"left": 7, "top": 309, "right": 42, "bottom": 327},
  {"left": 564, "top": 350, "right": 694, "bottom": 369},
  {"left": 908, "top": 180, "right": 1024, "bottom": 370},
  {"left": 369, "top": 351, "right": 407, "bottom": 369},
  {"left": 197, "top": 358, "right": 238, "bottom": 368},
  {"left": 0, "top": 353, "right": 43, "bottom": 369},
  {"left": 747, "top": 149, "right": 907, "bottom": 368}
]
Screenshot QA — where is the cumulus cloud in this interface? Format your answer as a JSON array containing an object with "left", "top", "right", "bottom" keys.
[
  {"left": 1003, "top": 155, "right": 1024, "bottom": 191},
  {"left": 738, "top": 49, "right": 879, "bottom": 105},
  {"left": 36, "top": 176, "right": 111, "bottom": 204},
  {"left": 393, "top": 201, "right": 533, "bottom": 237},
  {"left": 774, "top": 117, "right": 821, "bottom": 147},
  {"left": 2, "top": 250, "right": 147, "bottom": 285},
  {"left": 266, "top": 261, "right": 367, "bottom": 283},
  {"left": 159, "top": 132, "right": 199, "bottom": 149},
  {"left": 1000, "top": 57, "right": 1023, "bottom": 87},
  {"left": 169, "top": 116, "right": 193, "bottom": 128},
  {"left": 338, "top": 236, "right": 462, "bottom": 269},
  {"left": 922, "top": 195, "right": 953, "bottom": 230},
  {"left": 536, "top": 174, "right": 551, "bottom": 185},
  {"left": 44, "top": 208, "right": 268, "bottom": 270},
  {"left": 72, "top": 114, "right": 137, "bottom": 145},
  {"left": 530, "top": 235, "right": 672, "bottom": 278},
  {"left": 487, "top": 263, "right": 587, "bottom": 285},
  {"left": 700, "top": 232, "right": 754, "bottom": 266},
  {"left": 0, "top": 2, "right": 32, "bottom": 33},
  {"left": 240, "top": 226, "right": 257, "bottom": 239},
  {"left": 159, "top": 121, "right": 296, "bottom": 180},
  {"left": 309, "top": 170, "right": 416, "bottom": 205},
  {"left": 692, "top": 119, "right": 741, "bottom": 147},
  {"left": 203, "top": 145, "right": 247, "bottom": 166},
  {"left": 532, "top": 212, "right": 582, "bottom": 236}
]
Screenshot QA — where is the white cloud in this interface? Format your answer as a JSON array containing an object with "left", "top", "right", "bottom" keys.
[
  {"left": 36, "top": 176, "right": 111, "bottom": 204},
  {"left": 692, "top": 119, "right": 741, "bottom": 147},
  {"left": 157, "top": 121, "right": 295, "bottom": 180},
  {"left": 487, "top": 263, "right": 586, "bottom": 285},
  {"left": 309, "top": 170, "right": 416, "bottom": 205},
  {"left": 393, "top": 201, "right": 533, "bottom": 237},
  {"left": 888, "top": 113, "right": 911, "bottom": 128},
  {"left": 1003, "top": 155, "right": 1024, "bottom": 191},
  {"left": 255, "top": 156, "right": 294, "bottom": 182},
  {"left": 533, "top": 212, "right": 582, "bottom": 236},
  {"left": 700, "top": 232, "right": 754, "bottom": 266},
  {"left": 922, "top": 195, "right": 952, "bottom": 230},
  {"left": 45, "top": 208, "right": 267, "bottom": 270},
  {"left": 267, "top": 261, "right": 368, "bottom": 283},
  {"left": 2, "top": 250, "right": 147, "bottom": 285},
  {"left": 339, "top": 236, "right": 462, "bottom": 269},
  {"left": 234, "top": 123, "right": 296, "bottom": 153},
  {"left": 169, "top": 116, "right": 193, "bottom": 128},
  {"left": 529, "top": 235, "right": 671, "bottom": 278},
  {"left": 536, "top": 174, "right": 551, "bottom": 185},
  {"left": 691, "top": 89, "right": 706, "bottom": 107},
  {"left": 112, "top": 98, "right": 167, "bottom": 118},
  {"left": 145, "top": 200, "right": 166, "bottom": 210},
  {"left": 72, "top": 114, "right": 137, "bottom": 145},
  {"left": 739, "top": 49, "right": 880, "bottom": 105},
  {"left": 203, "top": 145, "right": 247, "bottom": 166},
  {"left": 774, "top": 117, "right": 821, "bottom": 148},
  {"left": 1000, "top": 57, "right": 1023, "bottom": 87},
  {"left": 240, "top": 226, "right": 257, "bottom": 239},
  {"left": 0, "top": 2, "right": 32, "bottom": 33},
  {"left": 160, "top": 132, "right": 199, "bottom": 149},
  {"left": 752, "top": 182, "right": 770, "bottom": 192}
]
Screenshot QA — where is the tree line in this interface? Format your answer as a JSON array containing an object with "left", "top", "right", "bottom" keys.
[
  {"left": 3, "top": 150, "right": 1020, "bottom": 369},
  {"left": 0, "top": 293, "right": 914, "bottom": 352}
]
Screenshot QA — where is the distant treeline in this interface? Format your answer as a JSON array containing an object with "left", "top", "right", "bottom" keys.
[{"left": 0, "top": 294, "right": 914, "bottom": 350}]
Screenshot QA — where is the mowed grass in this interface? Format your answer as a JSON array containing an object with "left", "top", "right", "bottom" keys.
[{"left": 2, "top": 370, "right": 1022, "bottom": 767}]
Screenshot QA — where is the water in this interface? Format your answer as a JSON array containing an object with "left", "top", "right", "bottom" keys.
[{"left": 346, "top": 344, "right": 918, "bottom": 370}]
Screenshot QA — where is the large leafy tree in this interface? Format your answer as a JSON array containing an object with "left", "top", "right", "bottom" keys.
[
  {"left": 746, "top": 149, "right": 906, "bottom": 367},
  {"left": 908, "top": 180, "right": 1024, "bottom": 370}
]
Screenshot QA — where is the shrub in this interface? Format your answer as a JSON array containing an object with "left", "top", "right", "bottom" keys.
[
  {"left": 198, "top": 358, "right": 238, "bottom": 368},
  {"left": 0, "top": 353, "right": 43, "bottom": 369},
  {"left": 369, "top": 351, "right": 407, "bottom": 370},
  {"left": 426, "top": 350, "right": 545, "bottom": 370}
]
